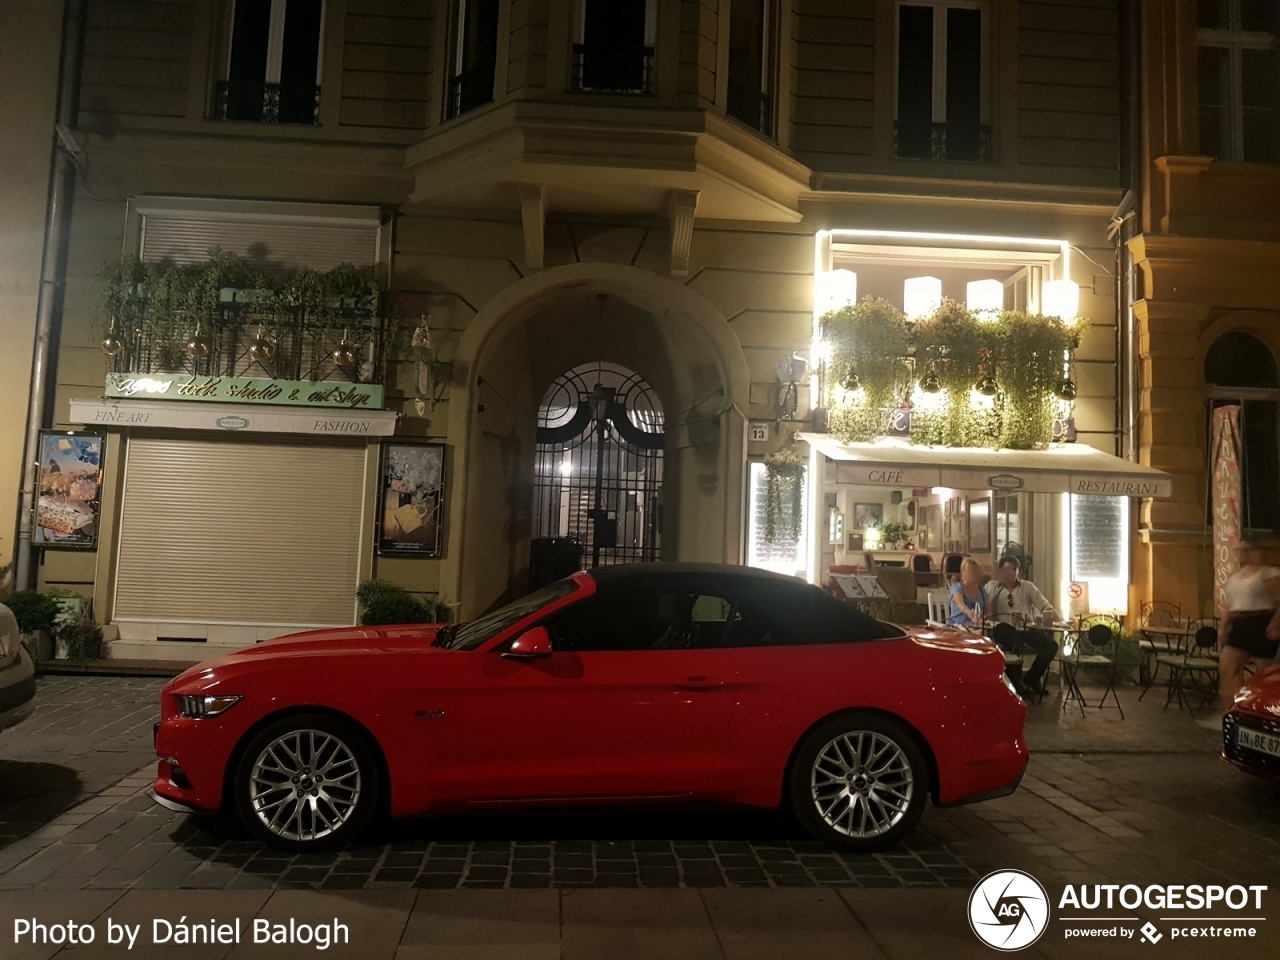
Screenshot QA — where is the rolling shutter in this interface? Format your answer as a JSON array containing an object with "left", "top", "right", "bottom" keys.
[
  {"left": 114, "top": 433, "right": 367, "bottom": 627},
  {"left": 139, "top": 216, "right": 378, "bottom": 270}
]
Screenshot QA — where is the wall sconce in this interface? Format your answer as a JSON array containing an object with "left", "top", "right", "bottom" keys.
[
  {"left": 966, "top": 279, "right": 1004, "bottom": 318},
  {"left": 904, "top": 276, "right": 942, "bottom": 319},
  {"left": 776, "top": 353, "right": 810, "bottom": 420},
  {"left": 1042, "top": 279, "right": 1080, "bottom": 319},
  {"left": 818, "top": 269, "right": 858, "bottom": 314}
]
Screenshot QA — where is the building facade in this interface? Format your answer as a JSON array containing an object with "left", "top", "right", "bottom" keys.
[
  {"left": 1131, "top": 0, "right": 1280, "bottom": 618},
  {"left": 4, "top": 0, "right": 1143, "bottom": 659}
]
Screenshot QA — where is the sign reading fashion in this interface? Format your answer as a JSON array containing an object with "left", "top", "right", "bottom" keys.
[{"left": 104, "top": 374, "right": 383, "bottom": 409}]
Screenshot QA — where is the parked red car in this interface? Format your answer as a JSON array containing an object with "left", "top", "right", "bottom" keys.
[
  {"left": 151, "top": 563, "right": 1027, "bottom": 851},
  {"left": 1223, "top": 667, "right": 1280, "bottom": 782}
]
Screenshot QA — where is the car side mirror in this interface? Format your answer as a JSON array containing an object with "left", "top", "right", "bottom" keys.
[{"left": 502, "top": 626, "right": 552, "bottom": 660}]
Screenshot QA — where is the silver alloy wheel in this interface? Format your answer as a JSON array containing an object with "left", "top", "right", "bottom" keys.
[
  {"left": 248, "top": 728, "right": 362, "bottom": 842},
  {"left": 810, "top": 730, "right": 914, "bottom": 838}
]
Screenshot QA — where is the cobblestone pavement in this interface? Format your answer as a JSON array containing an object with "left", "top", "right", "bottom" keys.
[
  {"left": 0, "top": 676, "right": 167, "bottom": 849},
  {"left": 0, "top": 676, "right": 1278, "bottom": 893}
]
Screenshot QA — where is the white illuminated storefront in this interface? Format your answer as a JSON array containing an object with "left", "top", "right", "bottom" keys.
[{"left": 799, "top": 228, "right": 1169, "bottom": 617}]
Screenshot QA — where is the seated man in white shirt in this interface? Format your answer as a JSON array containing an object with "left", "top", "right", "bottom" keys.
[{"left": 983, "top": 556, "right": 1060, "bottom": 697}]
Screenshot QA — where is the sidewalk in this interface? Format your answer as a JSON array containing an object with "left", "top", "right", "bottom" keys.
[{"left": 4, "top": 887, "right": 1276, "bottom": 959}]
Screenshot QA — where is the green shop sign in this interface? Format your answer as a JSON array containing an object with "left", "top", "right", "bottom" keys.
[{"left": 104, "top": 374, "right": 383, "bottom": 409}]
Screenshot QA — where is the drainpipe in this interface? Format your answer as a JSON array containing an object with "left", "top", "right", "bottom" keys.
[
  {"left": 1123, "top": 0, "right": 1142, "bottom": 462},
  {"left": 14, "top": 0, "right": 87, "bottom": 592}
]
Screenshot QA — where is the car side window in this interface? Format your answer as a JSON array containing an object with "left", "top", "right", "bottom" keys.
[
  {"left": 544, "top": 589, "right": 733, "bottom": 652},
  {"left": 723, "top": 597, "right": 806, "bottom": 647}
]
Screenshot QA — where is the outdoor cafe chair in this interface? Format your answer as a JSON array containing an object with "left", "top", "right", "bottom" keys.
[
  {"left": 1156, "top": 620, "right": 1219, "bottom": 715},
  {"left": 1137, "top": 600, "right": 1183, "bottom": 686},
  {"left": 1059, "top": 617, "right": 1125, "bottom": 718}
]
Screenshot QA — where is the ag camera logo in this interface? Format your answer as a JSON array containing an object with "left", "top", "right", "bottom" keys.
[{"left": 969, "top": 869, "right": 1050, "bottom": 951}]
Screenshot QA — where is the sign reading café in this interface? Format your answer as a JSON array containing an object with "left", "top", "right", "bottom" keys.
[{"left": 104, "top": 373, "right": 383, "bottom": 409}]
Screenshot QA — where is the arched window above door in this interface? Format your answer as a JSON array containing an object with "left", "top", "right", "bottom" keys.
[
  {"left": 1204, "top": 331, "right": 1278, "bottom": 388},
  {"left": 1205, "top": 331, "right": 1280, "bottom": 532}
]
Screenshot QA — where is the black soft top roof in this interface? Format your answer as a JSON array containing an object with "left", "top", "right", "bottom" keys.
[{"left": 588, "top": 562, "right": 805, "bottom": 585}]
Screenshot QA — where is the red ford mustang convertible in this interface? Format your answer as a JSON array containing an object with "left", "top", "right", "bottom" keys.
[{"left": 152, "top": 563, "right": 1027, "bottom": 851}]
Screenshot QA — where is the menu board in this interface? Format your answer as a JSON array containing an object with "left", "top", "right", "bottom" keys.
[{"left": 1071, "top": 495, "right": 1124, "bottom": 580}]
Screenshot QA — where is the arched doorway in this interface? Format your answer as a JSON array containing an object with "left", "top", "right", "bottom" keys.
[
  {"left": 530, "top": 363, "right": 664, "bottom": 585},
  {"left": 439, "top": 263, "right": 751, "bottom": 619},
  {"left": 1205, "top": 330, "right": 1280, "bottom": 532}
]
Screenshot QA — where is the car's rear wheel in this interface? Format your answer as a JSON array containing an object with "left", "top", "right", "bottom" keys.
[
  {"left": 234, "top": 713, "right": 378, "bottom": 851},
  {"left": 789, "top": 713, "right": 927, "bottom": 852}
]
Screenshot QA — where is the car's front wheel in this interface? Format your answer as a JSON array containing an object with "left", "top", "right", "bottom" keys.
[
  {"left": 789, "top": 713, "right": 928, "bottom": 852},
  {"left": 234, "top": 713, "right": 378, "bottom": 851}
]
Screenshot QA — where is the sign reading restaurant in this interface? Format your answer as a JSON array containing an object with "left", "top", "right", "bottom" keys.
[{"left": 104, "top": 373, "right": 383, "bottom": 410}]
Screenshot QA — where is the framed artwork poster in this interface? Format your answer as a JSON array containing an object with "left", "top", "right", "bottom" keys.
[
  {"left": 378, "top": 442, "right": 445, "bottom": 556},
  {"left": 968, "top": 497, "right": 991, "bottom": 552},
  {"left": 853, "top": 502, "right": 883, "bottom": 528},
  {"left": 35, "top": 431, "right": 105, "bottom": 549}
]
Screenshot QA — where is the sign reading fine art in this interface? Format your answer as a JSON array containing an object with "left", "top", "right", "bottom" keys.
[
  {"left": 1211, "top": 404, "right": 1243, "bottom": 612},
  {"left": 104, "top": 374, "right": 383, "bottom": 409}
]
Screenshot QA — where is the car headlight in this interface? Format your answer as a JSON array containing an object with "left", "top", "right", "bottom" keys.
[
  {"left": 176, "top": 694, "right": 242, "bottom": 718},
  {"left": 1000, "top": 673, "right": 1022, "bottom": 699}
]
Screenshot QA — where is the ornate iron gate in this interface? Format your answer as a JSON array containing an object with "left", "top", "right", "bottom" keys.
[{"left": 532, "top": 363, "right": 663, "bottom": 578}]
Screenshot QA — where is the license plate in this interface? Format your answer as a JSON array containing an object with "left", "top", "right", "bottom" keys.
[{"left": 1236, "top": 725, "right": 1280, "bottom": 758}]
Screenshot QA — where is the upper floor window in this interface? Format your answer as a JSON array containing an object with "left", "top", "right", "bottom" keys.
[
  {"left": 217, "top": 0, "right": 324, "bottom": 125},
  {"left": 446, "top": 0, "right": 500, "bottom": 120},
  {"left": 572, "top": 0, "right": 656, "bottom": 94},
  {"left": 728, "top": 0, "right": 778, "bottom": 137},
  {"left": 894, "top": 1, "right": 989, "bottom": 163},
  {"left": 1198, "top": 0, "right": 1280, "bottom": 162}
]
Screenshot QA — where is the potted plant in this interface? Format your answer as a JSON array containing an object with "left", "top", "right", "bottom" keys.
[
  {"left": 55, "top": 620, "right": 104, "bottom": 662},
  {"left": 355, "top": 579, "right": 450, "bottom": 625},
  {"left": 5, "top": 591, "right": 59, "bottom": 661}
]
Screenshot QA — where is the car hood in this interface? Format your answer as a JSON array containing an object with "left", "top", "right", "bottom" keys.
[{"left": 171, "top": 622, "right": 448, "bottom": 687}]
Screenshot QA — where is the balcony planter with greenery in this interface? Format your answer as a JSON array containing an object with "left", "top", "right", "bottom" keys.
[{"left": 819, "top": 298, "right": 1084, "bottom": 450}]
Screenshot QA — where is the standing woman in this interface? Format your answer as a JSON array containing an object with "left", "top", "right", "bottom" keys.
[
  {"left": 1219, "top": 540, "right": 1280, "bottom": 711},
  {"left": 948, "top": 557, "right": 986, "bottom": 629}
]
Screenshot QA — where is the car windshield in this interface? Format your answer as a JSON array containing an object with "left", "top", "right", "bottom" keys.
[{"left": 440, "top": 578, "right": 580, "bottom": 651}]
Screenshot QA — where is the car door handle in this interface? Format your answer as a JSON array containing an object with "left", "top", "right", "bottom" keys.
[{"left": 673, "top": 675, "right": 725, "bottom": 691}]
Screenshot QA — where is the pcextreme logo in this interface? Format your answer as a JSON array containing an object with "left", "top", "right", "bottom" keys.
[{"left": 968, "top": 870, "right": 1051, "bottom": 951}]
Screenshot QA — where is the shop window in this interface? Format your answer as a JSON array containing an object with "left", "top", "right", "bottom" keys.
[
  {"left": 445, "top": 0, "right": 500, "bottom": 120},
  {"left": 572, "top": 0, "right": 655, "bottom": 93},
  {"left": 217, "top": 0, "right": 324, "bottom": 125},
  {"left": 1198, "top": 0, "right": 1280, "bottom": 162},
  {"left": 1205, "top": 331, "right": 1280, "bottom": 532},
  {"left": 728, "top": 0, "right": 777, "bottom": 137},
  {"left": 895, "top": 1, "right": 990, "bottom": 163}
]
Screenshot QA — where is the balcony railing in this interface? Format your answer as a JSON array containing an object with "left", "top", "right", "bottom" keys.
[
  {"left": 893, "top": 120, "right": 992, "bottom": 163},
  {"left": 106, "top": 290, "right": 387, "bottom": 385},
  {"left": 727, "top": 82, "right": 774, "bottom": 138},
  {"left": 570, "top": 43, "right": 654, "bottom": 94},
  {"left": 446, "top": 63, "right": 496, "bottom": 120},
  {"left": 215, "top": 81, "right": 321, "bottom": 125}
]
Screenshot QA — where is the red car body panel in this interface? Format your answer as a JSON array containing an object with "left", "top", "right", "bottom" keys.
[
  {"left": 153, "top": 570, "right": 1027, "bottom": 821},
  {"left": 1223, "top": 668, "right": 1280, "bottom": 783}
]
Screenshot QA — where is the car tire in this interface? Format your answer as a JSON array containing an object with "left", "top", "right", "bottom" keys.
[
  {"left": 788, "top": 712, "right": 928, "bottom": 852},
  {"left": 234, "top": 712, "right": 378, "bottom": 852}
]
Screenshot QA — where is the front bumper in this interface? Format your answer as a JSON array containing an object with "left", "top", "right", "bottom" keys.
[{"left": 1223, "top": 710, "right": 1280, "bottom": 783}]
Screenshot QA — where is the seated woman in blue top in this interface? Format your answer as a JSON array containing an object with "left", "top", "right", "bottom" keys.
[{"left": 948, "top": 557, "right": 986, "bottom": 628}]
